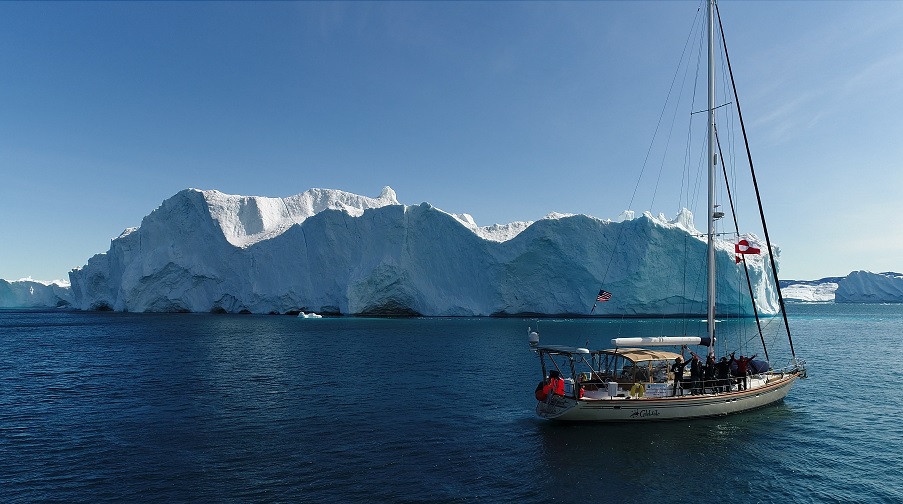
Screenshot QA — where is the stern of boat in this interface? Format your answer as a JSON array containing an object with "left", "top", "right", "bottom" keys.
[{"left": 536, "top": 395, "right": 578, "bottom": 420}]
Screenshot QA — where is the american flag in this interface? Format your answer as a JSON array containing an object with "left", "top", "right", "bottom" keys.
[{"left": 596, "top": 289, "right": 612, "bottom": 302}]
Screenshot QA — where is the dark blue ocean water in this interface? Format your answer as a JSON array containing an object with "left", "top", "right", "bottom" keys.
[{"left": 1, "top": 304, "right": 901, "bottom": 503}]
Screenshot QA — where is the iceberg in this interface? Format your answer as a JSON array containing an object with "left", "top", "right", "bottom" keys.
[
  {"left": 0, "top": 278, "right": 72, "bottom": 308},
  {"left": 834, "top": 271, "right": 903, "bottom": 303},
  {"left": 64, "top": 186, "right": 781, "bottom": 316},
  {"left": 779, "top": 279, "right": 840, "bottom": 302}
]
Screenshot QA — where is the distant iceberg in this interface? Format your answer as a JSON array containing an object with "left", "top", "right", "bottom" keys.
[
  {"left": 62, "top": 186, "right": 781, "bottom": 316},
  {"left": 0, "top": 278, "right": 72, "bottom": 308},
  {"left": 778, "top": 271, "right": 903, "bottom": 303},
  {"left": 780, "top": 281, "right": 839, "bottom": 302},
  {"left": 834, "top": 271, "right": 903, "bottom": 303}
]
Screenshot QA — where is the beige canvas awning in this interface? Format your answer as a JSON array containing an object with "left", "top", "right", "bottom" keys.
[{"left": 595, "top": 348, "right": 684, "bottom": 363}]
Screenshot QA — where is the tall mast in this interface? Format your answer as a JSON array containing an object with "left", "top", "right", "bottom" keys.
[{"left": 706, "top": 0, "right": 717, "bottom": 350}]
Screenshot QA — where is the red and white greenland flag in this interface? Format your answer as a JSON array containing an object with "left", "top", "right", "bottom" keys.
[{"left": 735, "top": 239, "right": 761, "bottom": 255}]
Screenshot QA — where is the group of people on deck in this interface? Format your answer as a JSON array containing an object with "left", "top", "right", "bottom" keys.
[
  {"left": 537, "top": 346, "right": 759, "bottom": 401},
  {"left": 670, "top": 346, "right": 757, "bottom": 397}
]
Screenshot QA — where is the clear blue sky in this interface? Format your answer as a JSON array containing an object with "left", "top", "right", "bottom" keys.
[{"left": 2, "top": 0, "right": 902, "bottom": 283}]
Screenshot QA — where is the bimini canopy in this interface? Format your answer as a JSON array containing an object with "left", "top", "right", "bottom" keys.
[{"left": 595, "top": 348, "right": 683, "bottom": 363}]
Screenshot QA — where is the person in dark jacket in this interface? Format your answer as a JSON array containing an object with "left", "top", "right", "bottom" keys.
[
  {"left": 687, "top": 352, "right": 704, "bottom": 394},
  {"left": 703, "top": 354, "right": 716, "bottom": 393},
  {"left": 670, "top": 356, "right": 689, "bottom": 397},
  {"left": 715, "top": 356, "right": 732, "bottom": 392}
]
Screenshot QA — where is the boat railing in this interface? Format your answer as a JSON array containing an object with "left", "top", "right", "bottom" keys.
[
  {"left": 573, "top": 368, "right": 788, "bottom": 398},
  {"left": 771, "top": 357, "right": 807, "bottom": 377}
]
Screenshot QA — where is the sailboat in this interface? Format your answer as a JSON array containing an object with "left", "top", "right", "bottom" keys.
[{"left": 530, "top": 0, "right": 807, "bottom": 422}]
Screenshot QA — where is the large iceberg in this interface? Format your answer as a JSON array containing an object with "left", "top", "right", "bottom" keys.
[
  {"left": 834, "top": 271, "right": 903, "bottom": 303},
  {"left": 65, "top": 186, "right": 781, "bottom": 316}
]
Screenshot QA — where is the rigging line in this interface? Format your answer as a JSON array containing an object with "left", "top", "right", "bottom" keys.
[
  {"left": 679, "top": 21, "right": 705, "bottom": 216},
  {"left": 689, "top": 138, "right": 706, "bottom": 222},
  {"left": 690, "top": 101, "right": 733, "bottom": 115},
  {"left": 687, "top": 26, "right": 707, "bottom": 217},
  {"left": 592, "top": 6, "right": 706, "bottom": 325},
  {"left": 593, "top": 4, "right": 705, "bottom": 307},
  {"left": 626, "top": 4, "right": 703, "bottom": 214},
  {"left": 715, "top": 126, "right": 769, "bottom": 362},
  {"left": 716, "top": 35, "right": 739, "bottom": 199},
  {"left": 651, "top": 18, "right": 704, "bottom": 213},
  {"left": 681, "top": 230, "right": 688, "bottom": 334},
  {"left": 716, "top": 1, "right": 795, "bottom": 358}
]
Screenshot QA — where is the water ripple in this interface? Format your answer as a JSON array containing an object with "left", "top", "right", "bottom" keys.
[{"left": 1, "top": 306, "right": 901, "bottom": 502}]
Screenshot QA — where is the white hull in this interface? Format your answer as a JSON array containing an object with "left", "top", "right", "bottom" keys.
[{"left": 537, "top": 372, "right": 800, "bottom": 422}]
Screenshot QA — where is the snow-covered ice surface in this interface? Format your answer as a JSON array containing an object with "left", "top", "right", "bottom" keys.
[{"left": 204, "top": 186, "right": 400, "bottom": 248}]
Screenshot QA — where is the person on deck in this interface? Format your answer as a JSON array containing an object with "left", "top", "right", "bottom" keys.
[
  {"left": 687, "top": 352, "right": 704, "bottom": 395},
  {"left": 715, "top": 356, "right": 732, "bottom": 392},
  {"left": 734, "top": 353, "right": 757, "bottom": 391},
  {"left": 543, "top": 369, "right": 566, "bottom": 397},
  {"left": 704, "top": 354, "right": 716, "bottom": 393},
  {"left": 670, "top": 355, "right": 689, "bottom": 397}
]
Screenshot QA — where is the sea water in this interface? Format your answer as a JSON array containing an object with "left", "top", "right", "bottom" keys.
[{"left": 1, "top": 304, "right": 901, "bottom": 503}]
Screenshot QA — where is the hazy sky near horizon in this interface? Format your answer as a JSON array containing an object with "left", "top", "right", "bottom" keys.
[{"left": 2, "top": 0, "right": 902, "bottom": 282}]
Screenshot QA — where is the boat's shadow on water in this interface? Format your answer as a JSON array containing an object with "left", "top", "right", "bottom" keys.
[{"left": 528, "top": 403, "right": 800, "bottom": 501}]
